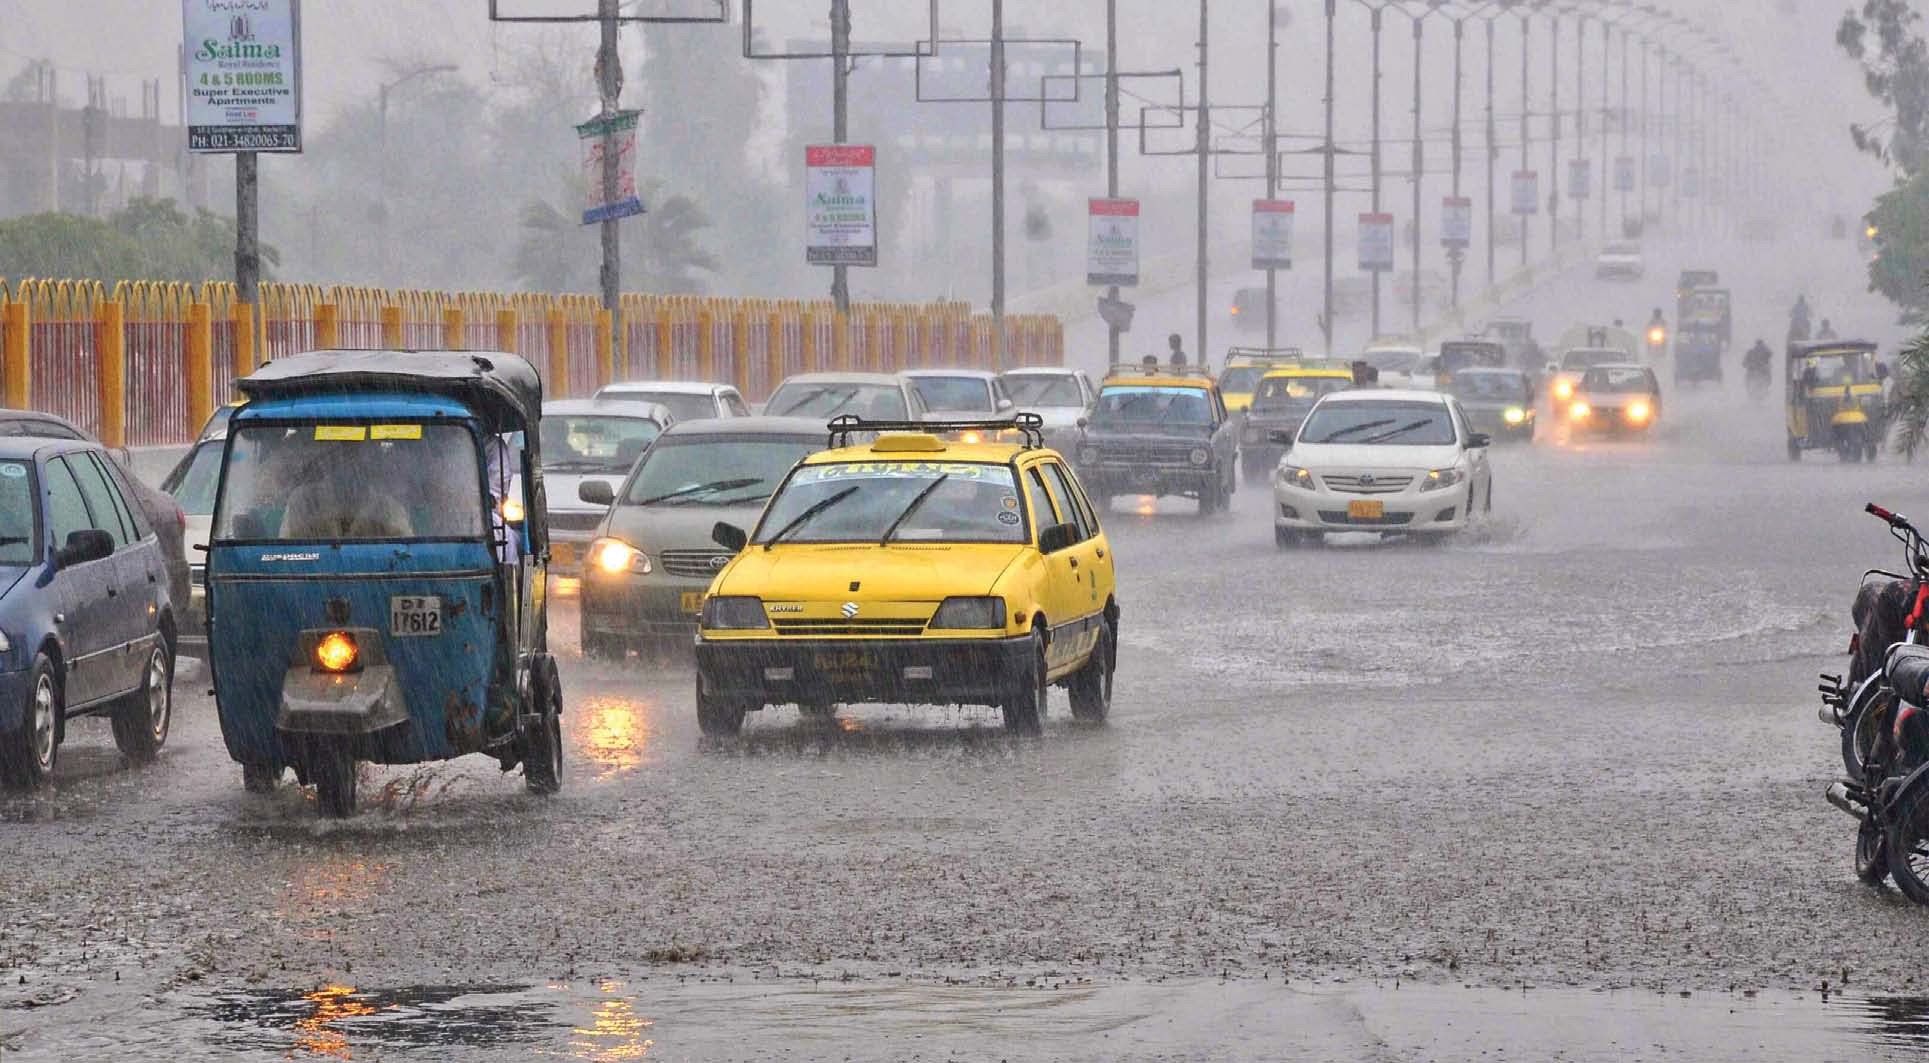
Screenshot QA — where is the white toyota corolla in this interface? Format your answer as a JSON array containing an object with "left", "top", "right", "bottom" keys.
[{"left": 1271, "top": 389, "right": 1493, "bottom": 547}]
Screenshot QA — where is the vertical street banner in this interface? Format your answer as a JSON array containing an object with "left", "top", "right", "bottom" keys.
[
  {"left": 1510, "top": 171, "right": 1539, "bottom": 215},
  {"left": 182, "top": 0, "right": 302, "bottom": 153},
  {"left": 1568, "top": 158, "right": 1591, "bottom": 201},
  {"left": 1682, "top": 168, "right": 1701, "bottom": 199},
  {"left": 806, "top": 145, "right": 878, "bottom": 267},
  {"left": 1086, "top": 198, "right": 1141, "bottom": 286},
  {"left": 1251, "top": 200, "right": 1295, "bottom": 270},
  {"left": 577, "top": 110, "right": 644, "bottom": 224},
  {"left": 1649, "top": 153, "right": 1671, "bottom": 188},
  {"left": 1614, "top": 155, "right": 1635, "bottom": 192},
  {"left": 1441, "top": 196, "right": 1472, "bottom": 249},
  {"left": 1358, "top": 213, "right": 1394, "bottom": 272}
]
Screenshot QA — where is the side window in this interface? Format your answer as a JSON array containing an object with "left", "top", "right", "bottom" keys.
[
  {"left": 91, "top": 453, "right": 151, "bottom": 538},
  {"left": 724, "top": 392, "right": 750, "bottom": 417},
  {"left": 1211, "top": 389, "right": 1228, "bottom": 424},
  {"left": 1034, "top": 464, "right": 1080, "bottom": 542},
  {"left": 69, "top": 454, "right": 133, "bottom": 547},
  {"left": 1449, "top": 401, "right": 1471, "bottom": 443},
  {"left": 1042, "top": 462, "right": 1095, "bottom": 540},
  {"left": 1023, "top": 466, "right": 1059, "bottom": 534},
  {"left": 44, "top": 458, "right": 95, "bottom": 552}
]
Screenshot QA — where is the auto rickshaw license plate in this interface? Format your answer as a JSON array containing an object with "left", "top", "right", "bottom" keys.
[
  {"left": 1348, "top": 499, "right": 1385, "bottom": 520},
  {"left": 680, "top": 591, "right": 703, "bottom": 614},
  {"left": 390, "top": 595, "right": 443, "bottom": 637}
]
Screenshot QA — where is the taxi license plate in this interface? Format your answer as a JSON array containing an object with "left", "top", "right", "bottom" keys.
[
  {"left": 680, "top": 591, "right": 704, "bottom": 614},
  {"left": 1347, "top": 499, "right": 1385, "bottom": 520},
  {"left": 551, "top": 543, "right": 577, "bottom": 567},
  {"left": 813, "top": 650, "right": 876, "bottom": 679},
  {"left": 390, "top": 595, "right": 443, "bottom": 637}
]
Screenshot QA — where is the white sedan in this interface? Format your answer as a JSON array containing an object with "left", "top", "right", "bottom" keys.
[{"left": 1271, "top": 389, "right": 1493, "bottom": 547}]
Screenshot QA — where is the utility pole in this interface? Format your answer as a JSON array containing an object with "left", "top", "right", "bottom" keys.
[
  {"left": 1323, "top": 0, "right": 1338, "bottom": 356},
  {"left": 1485, "top": 15, "right": 1497, "bottom": 289},
  {"left": 1547, "top": 11, "right": 1559, "bottom": 255},
  {"left": 1573, "top": 12, "right": 1585, "bottom": 244},
  {"left": 236, "top": 153, "right": 259, "bottom": 308},
  {"left": 1105, "top": 0, "right": 1121, "bottom": 366},
  {"left": 1450, "top": 16, "right": 1466, "bottom": 310},
  {"left": 1369, "top": 4, "right": 1385, "bottom": 337},
  {"left": 1408, "top": 10, "right": 1425, "bottom": 338},
  {"left": 1597, "top": 17, "right": 1610, "bottom": 239},
  {"left": 1519, "top": 8, "right": 1530, "bottom": 270},
  {"left": 831, "top": 0, "right": 851, "bottom": 314},
  {"left": 1195, "top": 0, "right": 1210, "bottom": 366},
  {"left": 1266, "top": 3, "right": 1280, "bottom": 351},
  {"left": 992, "top": 0, "right": 1008, "bottom": 368},
  {"left": 1638, "top": 37, "right": 1648, "bottom": 231},
  {"left": 595, "top": 0, "right": 622, "bottom": 319}
]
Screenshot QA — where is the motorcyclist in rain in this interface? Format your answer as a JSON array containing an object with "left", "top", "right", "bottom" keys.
[
  {"left": 1789, "top": 295, "right": 1812, "bottom": 343},
  {"left": 1645, "top": 308, "right": 1668, "bottom": 354},
  {"left": 1818, "top": 318, "right": 1839, "bottom": 341},
  {"left": 1743, "top": 339, "right": 1773, "bottom": 399}
]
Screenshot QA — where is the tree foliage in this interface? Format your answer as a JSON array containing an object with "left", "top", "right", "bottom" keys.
[
  {"left": 1839, "top": 1, "right": 1929, "bottom": 172},
  {"left": 0, "top": 198, "right": 276, "bottom": 285},
  {"left": 513, "top": 179, "right": 718, "bottom": 294}
]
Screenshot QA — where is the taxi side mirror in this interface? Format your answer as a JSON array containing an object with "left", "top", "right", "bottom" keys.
[
  {"left": 578, "top": 480, "right": 615, "bottom": 507},
  {"left": 712, "top": 521, "right": 748, "bottom": 553},
  {"left": 1038, "top": 522, "right": 1077, "bottom": 555}
]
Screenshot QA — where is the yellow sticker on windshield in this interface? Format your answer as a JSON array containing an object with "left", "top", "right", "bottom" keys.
[
  {"left": 314, "top": 426, "right": 367, "bottom": 441},
  {"left": 370, "top": 424, "right": 423, "bottom": 440}
]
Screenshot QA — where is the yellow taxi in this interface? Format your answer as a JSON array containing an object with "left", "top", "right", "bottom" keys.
[
  {"left": 694, "top": 414, "right": 1118, "bottom": 737},
  {"left": 1218, "top": 347, "right": 1305, "bottom": 412}
]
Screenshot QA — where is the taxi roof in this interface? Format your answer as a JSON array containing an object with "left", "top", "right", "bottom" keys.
[
  {"left": 1101, "top": 374, "right": 1215, "bottom": 389},
  {"left": 1259, "top": 365, "right": 1353, "bottom": 380},
  {"left": 802, "top": 436, "right": 1040, "bottom": 466}
]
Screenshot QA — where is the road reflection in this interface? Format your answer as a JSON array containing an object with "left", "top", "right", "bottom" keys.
[
  {"left": 565, "top": 979, "right": 656, "bottom": 1061},
  {"left": 572, "top": 693, "right": 654, "bottom": 779},
  {"left": 291, "top": 985, "right": 378, "bottom": 1059}
]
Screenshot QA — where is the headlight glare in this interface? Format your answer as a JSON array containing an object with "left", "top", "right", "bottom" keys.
[
  {"left": 1569, "top": 401, "right": 1592, "bottom": 421},
  {"left": 315, "top": 631, "right": 360, "bottom": 673},
  {"left": 1503, "top": 406, "right": 1526, "bottom": 425},
  {"left": 700, "top": 595, "right": 769, "bottom": 630},
  {"left": 929, "top": 596, "right": 1008, "bottom": 630},
  {"left": 1420, "top": 467, "right": 1466, "bottom": 492},
  {"left": 1553, "top": 380, "right": 1574, "bottom": 401},
  {"left": 590, "top": 538, "right": 651, "bottom": 575},
  {"left": 1626, "top": 401, "right": 1652, "bottom": 422}
]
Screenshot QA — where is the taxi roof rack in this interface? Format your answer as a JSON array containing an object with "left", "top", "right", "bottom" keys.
[
  {"left": 1103, "top": 362, "right": 1213, "bottom": 379},
  {"left": 1224, "top": 346, "right": 1304, "bottom": 361},
  {"left": 826, "top": 412, "right": 1045, "bottom": 449}
]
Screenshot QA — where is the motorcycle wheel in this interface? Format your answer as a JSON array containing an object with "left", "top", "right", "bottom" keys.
[
  {"left": 1886, "top": 783, "right": 1929, "bottom": 904},
  {"left": 1842, "top": 689, "right": 1891, "bottom": 785},
  {"left": 1858, "top": 815, "right": 1890, "bottom": 885}
]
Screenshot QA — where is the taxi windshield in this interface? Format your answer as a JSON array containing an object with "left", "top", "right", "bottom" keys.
[
  {"left": 0, "top": 460, "right": 38, "bottom": 565},
  {"left": 755, "top": 461, "right": 1026, "bottom": 545},
  {"left": 1253, "top": 376, "right": 1349, "bottom": 408},
  {"left": 910, "top": 376, "right": 996, "bottom": 412},
  {"left": 1450, "top": 372, "right": 1529, "bottom": 401},
  {"left": 1217, "top": 365, "right": 1271, "bottom": 393},
  {"left": 624, "top": 435, "right": 820, "bottom": 507},
  {"left": 765, "top": 381, "right": 908, "bottom": 420},
  {"left": 1003, "top": 374, "right": 1083, "bottom": 406},
  {"left": 214, "top": 423, "right": 485, "bottom": 541},
  {"left": 1299, "top": 402, "right": 1455, "bottom": 445},
  {"left": 540, "top": 414, "right": 664, "bottom": 474},
  {"left": 1092, "top": 386, "right": 1212, "bottom": 425}
]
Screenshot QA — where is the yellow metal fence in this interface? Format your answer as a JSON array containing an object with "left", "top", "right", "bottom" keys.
[{"left": 0, "top": 280, "right": 1065, "bottom": 447}]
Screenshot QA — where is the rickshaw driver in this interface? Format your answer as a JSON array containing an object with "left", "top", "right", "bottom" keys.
[{"left": 280, "top": 443, "right": 414, "bottom": 539}]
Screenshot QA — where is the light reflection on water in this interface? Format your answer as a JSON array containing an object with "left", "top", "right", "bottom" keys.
[
  {"left": 563, "top": 980, "right": 656, "bottom": 1061},
  {"left": 573, "top": 694, "right": 653, "bottom": 778},
  {"left": 291, "top": 985, "right": 379, "bottom": 1059}
]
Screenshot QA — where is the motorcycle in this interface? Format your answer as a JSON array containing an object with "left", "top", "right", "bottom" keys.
[{"left": 1745, "top": 365, "right": 1772, "bottom": 401}]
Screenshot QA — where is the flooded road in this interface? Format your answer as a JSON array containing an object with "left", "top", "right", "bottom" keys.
[{"left": 6, "top": 244, "right": 1926, "bottom": 1058}]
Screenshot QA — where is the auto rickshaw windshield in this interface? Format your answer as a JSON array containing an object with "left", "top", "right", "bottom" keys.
[
  {"left": 215, "top": 423, "right": 486, "bottom": 541},
  {"left": 1798, "top": 352, "right": 1874, "bottom": 385}
]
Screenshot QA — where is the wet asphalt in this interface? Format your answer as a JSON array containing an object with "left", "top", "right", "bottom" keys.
[{"left": 6, "top": 240, "right": 1929, "bottom": 1060}]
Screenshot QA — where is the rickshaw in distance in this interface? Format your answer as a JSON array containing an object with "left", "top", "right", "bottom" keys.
[
  {"left": 206, "top": 350, "right": 562, "bottom": 816},
  {"left": 1786, "top": 340, "right": 1887, "bottom": 464}
]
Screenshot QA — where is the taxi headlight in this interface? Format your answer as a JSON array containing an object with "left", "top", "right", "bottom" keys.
[
  {"left": 1278, "top": 464, "right": 1314, "bottom": 489},
  {"left": 1503, "top": 406, "right": 1527, "bottom": 425},
  {"left": 1420, "top": 467, "right": 1466, "bottom": 492},
  {"left": 1188, "top": 447, "right": 1211, "bottom": 466},
  {"left": 1569, "top": 401, "right": 1592, "bottom": 420},
  {"left": 1553, "top": 379, "right": 1575, "bottom": 401},
  {"left": 700, "top": 595, "right": 769, "bottom": 630},
  {"left": 590, "top": 538, "right": 651, "bottom": 576},
  {"left": 1626, "top": 401, "right": 1652, "bottom": 422},
  {"left": 314, "top": 631, "right": 360, "bottom": 673},
  {"left": 930, "top": 596, "right": 1007, "bottom": 630}
]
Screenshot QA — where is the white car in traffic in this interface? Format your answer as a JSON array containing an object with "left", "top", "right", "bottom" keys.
[{"left": 1272, "top": 389, "right": 1493, "bottom": 547}]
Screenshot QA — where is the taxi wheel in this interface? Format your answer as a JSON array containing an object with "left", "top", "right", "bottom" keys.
[
  {"left": 110, "top": 641, "right": 172, "bottom": 764},
  {"left": 1068, "top": 621, "right": 1114, "bottom": 724},
  {"left": 1001, "top": 630, "right": 1047, "bottom": 736},
  {"left": 696, "top": 673, "right": 746, "bottom": 737},
  {"left": 0, "top": 655, "right": 61, "bottom": 788}
]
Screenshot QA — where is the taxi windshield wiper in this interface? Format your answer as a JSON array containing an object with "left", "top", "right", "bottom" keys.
[
  {"left": 1311, "top": 418, "right": 1395, "bottom": 443},
  {"left": 762, "top": 485, "right": 860, "bottom": 549},
  {"left": 1360, "top": 419, "right": 1437, "bottom": 444},
  {"left": 878, "top": 474, "right": 949, "bottom": 545},
  {"left": 635, "top": 477, "right": 762, "bottom": 506}
]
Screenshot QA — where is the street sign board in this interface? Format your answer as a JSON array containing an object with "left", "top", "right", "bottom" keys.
[
  {"left": 1087, "top": 198, "right": 1141, "bottom": 287},
  {"left": 1251, "top": 200, "right": 1295, "bottom": 270},
  {"left": 1441, "top": 197, "right": 1472, "bottom": 249},
  {"left": 805, "top": 144, "right": 878, "bottom": 267},
  {"left": 1568, "top": 158, "right": 1591, "bottom": 201},
  {"left": 577, "top": 110, "right": 644, "bottom": 224},
  {"left": 1614, "top": 155, "right": 1635, "bottom": 192},
  {"left": 182, "top": 0, "right": 302, "bottom": 153},
  {"left": 1510, "top": 171, "right": 1539, "bottom": 215},
  {"left": 1358, "top": 213, "right": 1394, "bottom": 272}
]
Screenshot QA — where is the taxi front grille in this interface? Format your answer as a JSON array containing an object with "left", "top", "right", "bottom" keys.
[
  {"left": 1321, "top": 474, "right": 1414, "bottom": 495},
  {"left": 771, "top": 617, "right": 929, "bottom": 637}
]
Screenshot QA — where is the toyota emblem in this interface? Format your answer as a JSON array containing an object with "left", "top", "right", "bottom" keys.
[
  {"left": 841, "top": 601, "right": 860, "bottom": 619},
  {"left": 1358, "top": 473, "right": 1377, "bottom": 486},
  {"left": 708, "top": 555, "right": 731, "bottom": 570}
]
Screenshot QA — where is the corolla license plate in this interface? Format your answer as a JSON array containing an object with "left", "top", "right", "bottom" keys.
[
  {"left": 1347, "top": 499, "right": 1385, "bottom": 520},
  {"left": 680, "top": 591, "right": 703, "bottom": 614},
  {"left": 390, "top": 595, "right": 443, "bottom": 637}
]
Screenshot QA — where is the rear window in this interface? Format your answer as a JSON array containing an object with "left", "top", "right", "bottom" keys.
[
  {"left": 909, "top": 376, "right": 995, "bottom": 413},
  {"left": 1581, "top": 368, "right": 1653, "bottom": 393},
  {"left": 765, "top": 381, "right": 908, "bottom": 420}
]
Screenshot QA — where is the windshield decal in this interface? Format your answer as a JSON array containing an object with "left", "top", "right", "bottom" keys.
[
  {"left": 313, "top": 425, "right": 367, "bottom": 442},
  {"left": 370, "top": 424, "right": 424, "bottom": 441},
  {"left": 797, "top": 462, "right": 993, "bottom": 482}
]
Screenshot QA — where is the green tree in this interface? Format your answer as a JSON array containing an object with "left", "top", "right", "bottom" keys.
[
  {"left": 513, "top": 178, "right": 719, "bottom": 294},
  {"left": 0, "top": 198, "right": 274, "bottom": 284},
  {"left": 1839, "top": 1, "right": 1929, "bottom": 171}
]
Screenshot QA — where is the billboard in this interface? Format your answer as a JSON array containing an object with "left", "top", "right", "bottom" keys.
[
  {"left": 182, "top": 0, "right": 302, "bottom": 152},
  {"left": 1358, "top": 213, "right": 1394, "bottom": 272},
  {"left": 1511, "top": 171, "right": 1539, "bottom": 215},
  {"left": 1568, "top": 158, "right": 1591, "bottom": 201},
  {"left": 1251, "top": 200, "right": 1295, "bottom": 270},
  {"left": 1441, "top": 196, "right": 1472, "bottom": 248},
  {"left": 806, "top": 145, "right": 878, "bottom": 267},
  {"left": 1087, "top": 198, "right": 1141, "bottom": 287},
  {"left": 577, "top": 111, "right": 644, "bottom": 224}
]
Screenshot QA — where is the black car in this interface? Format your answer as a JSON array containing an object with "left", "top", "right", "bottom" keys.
[
  {"left": 1075, "top": 371, "right": 1240, "bottom": 514},
  {"left": 0, "top": 438, "right": 177, "bottom": 786},
  {"left": 1239, "top": 373, "right": 1356, "bottom": 484},
  {"left": 0, "top": 409, "right": 189, "bottom": 629},
  {"left": 1447, "top": 368, "right": 1538, "bottom": 442}
]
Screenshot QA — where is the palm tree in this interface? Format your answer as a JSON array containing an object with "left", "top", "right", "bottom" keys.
[
  {"left": 1889, "top": 327, "right": 1929, "bottom": 458},
  {"left": 513, "top": 178, "right": 719, "bottom": 294}
]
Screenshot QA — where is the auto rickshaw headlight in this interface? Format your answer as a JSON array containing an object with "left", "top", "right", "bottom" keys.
[
  {"left": 590, "top": 538, "right": 651, "bottom": 576},
  {"left": 701, "top": 595, "right": 769, "bottom": 631},
  {"left": 1503, "top": 407, "right": 1526, "bottom": 425},
  {"left": 1647, "top": 326, "right": 1667, "bottom": 346},
  {"left": 315, "top": 631, "right": 360, "bottom": 673},
  {"left": 500, "top": 497, "right": 526, "bottom": 524}
]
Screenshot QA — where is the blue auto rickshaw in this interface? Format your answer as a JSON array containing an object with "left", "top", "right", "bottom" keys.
[{"left": 206, "top": 350, "right": 562, "bottom": 815}]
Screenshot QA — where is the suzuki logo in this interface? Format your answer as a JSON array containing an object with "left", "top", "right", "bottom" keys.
[{"left": 841, "top": 601, "right": 860, "bottom": 619}]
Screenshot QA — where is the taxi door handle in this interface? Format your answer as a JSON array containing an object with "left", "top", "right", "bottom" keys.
[{"left": 1068, "top": 557, "right": 1079, "bottom": 569}]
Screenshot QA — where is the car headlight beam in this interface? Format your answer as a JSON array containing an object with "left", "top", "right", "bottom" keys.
[
  {"left": 1503, "top": 406, "right": 1526, "bottom": 425},
  {"left": 1419, "top": 467, "right": 1466, "bottom": 492},
  {"left": 1278, "top": 464, "right": 1314, "bottom": 489},
  {"left": 589, "top": 537, "right": 652, "bottom": 575}
]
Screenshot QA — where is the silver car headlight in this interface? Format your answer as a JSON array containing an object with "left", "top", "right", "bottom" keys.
[
  {"left": 1278, "top": 465, "right": 1314, "bottom": 489},
  {"left": 1419, "top": 467, "right": 1466, "bottom": 492},
  {"left": 589, "top": 538, "right": 652, "bottom": 575}
]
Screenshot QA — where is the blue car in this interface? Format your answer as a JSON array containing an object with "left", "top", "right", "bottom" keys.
[{"left": 0, "top": 438, "right": 176, "bottom": 787}]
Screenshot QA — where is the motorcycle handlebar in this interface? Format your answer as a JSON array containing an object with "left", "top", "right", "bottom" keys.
[{"left": 1869, "top": 503, "right": 1914, "bottom": 531}]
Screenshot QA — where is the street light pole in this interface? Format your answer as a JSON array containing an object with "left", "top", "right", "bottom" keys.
[
  {"left": 1369, "top": 3, "right": 1385, "bottom": 338},
  {"left": 1323, "top": 0, "right": 1338, "bottom": 357},
  {"left": 1547, "top": 10, "right": 1559, "bottom": 256},
  {"left": 831, "top": 0, "right": 850, "bottom": 314},
  {"left": 1105, "top": 0, "right": 1121, "bottom": 366},
  {"left": 1451, "top": 15, "right": 1467, "bottom": 310},
  {"left": 1408, "top": 7, "right": 1429, "bottom": 339},
  {"left": 1518, "top": 6, "right": 1530, "bottom": 270},
  {"left": 1195, "top": 0, "right": 1210, "bottom": 366},
  {"left": 991, "top": 0, "right": 1007, "bottom": 367},
  {"left": 596, "top": 0, "right": 621, "bottom": 321},
  {"left": 1266, "top": 2, "right": 1280, "bottom": 350},
  {"left": 1485, "top": 14, "right": 1498, "bottom": 289}
]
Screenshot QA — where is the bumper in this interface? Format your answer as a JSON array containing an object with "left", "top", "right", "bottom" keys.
[
  {"left": 1273, "top": 481, "right": 1471, "bottom": 533},
  {"left": 581, "top": 575, "right": 708, "bottom": 637},
  {"left": 1079, "top": 464, "right": 1218, "bottom": 498},
  {"left": 695, "top": 634, "right": 1033, "bottom": 707}
]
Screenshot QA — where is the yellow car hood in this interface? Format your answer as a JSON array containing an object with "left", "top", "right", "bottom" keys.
[{"left": 717, "top": 543, "right": 1028, "bottom": 603}]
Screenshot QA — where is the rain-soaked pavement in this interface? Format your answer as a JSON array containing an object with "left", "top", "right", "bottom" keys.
[{"left": 7, "top": 242, "right": 1929, "bottom": 1059}]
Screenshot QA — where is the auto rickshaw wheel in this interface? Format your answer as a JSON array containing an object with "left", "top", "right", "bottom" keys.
[
  {"left": 524, "top": 658, "right": 563, "bottom": 795},
  {"left": 307, "top": 740, "right": 357, "bottom": 817}
]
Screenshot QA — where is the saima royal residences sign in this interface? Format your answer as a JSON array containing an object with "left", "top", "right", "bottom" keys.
[
  {"left": 182, "top": 0, "right": 302, "bottom": 153},
  {"left": 805, "top": 145, "right": 878, "bottom": 267}
]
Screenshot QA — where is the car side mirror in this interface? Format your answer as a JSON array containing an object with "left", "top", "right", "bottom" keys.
[
  {"left": 1466, "top": 432, "right": 1492, "bottom": 449},
  {"left": 58, "top": 528, "right": 113, "bottom": 568},
  {"left": 1038, "top": 522, "right": 1077, "bottom": 555},
  {"left": 1267, "top": 429, "right": 1295, "bottom": 446},
  {"left": 711, "top": 521, "right": 748, "bottom": 553},
  {"left": 577, "top": 480, "right": 615, "bottom": 507}
]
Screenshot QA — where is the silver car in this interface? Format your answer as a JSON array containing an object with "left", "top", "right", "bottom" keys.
[{"left": 539, "top": 398, "right": 673, "bottom": 575}]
